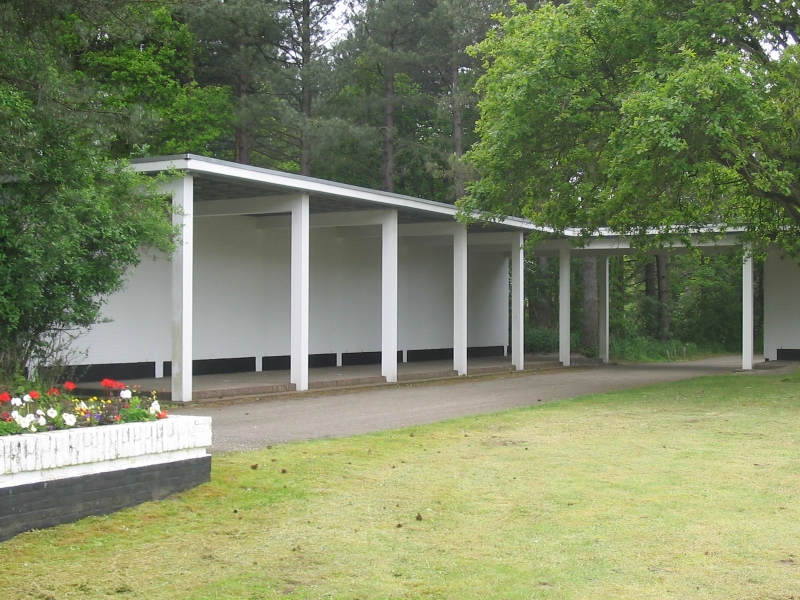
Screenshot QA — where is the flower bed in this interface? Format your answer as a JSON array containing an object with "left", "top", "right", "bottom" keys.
[
  {"left": 0, "top": 381, "right": 212, "bottom": 541},
  {"left": 0, "top": 379, "right": 166, "bottom": 436}
]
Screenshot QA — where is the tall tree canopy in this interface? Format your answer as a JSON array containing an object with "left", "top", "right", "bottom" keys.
[
  {"left": 0, "top": 0, "right": 177, "bottom": 377},
  {"left": 464, "top": 0, "right": 800, "bottom": 254}
]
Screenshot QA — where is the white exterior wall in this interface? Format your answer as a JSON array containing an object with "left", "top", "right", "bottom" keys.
[
  {"left": 468, "top": 252, "right": 510, "bottom": 348},
  {"left": 74, "top": 219, "right": 512, "bottom": 368},
  {"left": 75, "top": 252, "right": 171, "bottom": 365},
  {"left": 194, "top": 216, "right": 290, "bottom": 359},
  {"left": 764, "top": 247, "right": 800, "bottom": 360},
  {"left": 398, "top": 242, "right": 454, "bottom": 350},
  {"left": 310, "top": 228, "right": 382, "bottom": 354}
]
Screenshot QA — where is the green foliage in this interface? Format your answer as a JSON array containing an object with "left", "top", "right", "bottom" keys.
[
  {"left": 671, "top": 252, "right": 746, "bottom": 350},
  {"left": 65, "top": 6, "right": 234, "bottom": 157},
  {"left": 465, "top": 0, "right": 800, "bottom": 255},
  {"left": 0, "top": 2, "right": 177, "bottom": 379},
  {"left": 609, "top": 337, "right": 701, "bottom": 362},
  {"left": 524, "top": 326, "right": 559, "bottom": 354}
]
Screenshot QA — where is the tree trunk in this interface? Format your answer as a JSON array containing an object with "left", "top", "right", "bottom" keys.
[
  {"left": 582, "top": 256, "right": 598, "bottom": 350},
  {"left": 382, "top": 69, "right": 395, "bottom": 192},
  {"left": 656, "top": 254, "right": 670, "bottom": 341},
  {"left": 299, "top": 0, "right": 312, "bottom": 176},
  {"left": 234, "top": 65, "right": 251, "bottom": 165},
  {"left": 644, "top": 259, "right": 656, "bottom": 298},
  {"left": 534, "top": 256, "right": 553, "bottom": 328},
  {"left": 451, "top": 61, "right": 464, "bottom": 200}
]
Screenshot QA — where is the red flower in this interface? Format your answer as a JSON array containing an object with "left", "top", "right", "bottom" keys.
[
  {"left": 0, "top": 392, "right": 10, "bottom": 403},
  {"left": 101, "top": 379, "right": 126, "bottom": 390},
  {"left": 114, "top": 415, "right": 121, "bottom": 421},
  {"left": 1, "top": 411, "right": 11, "bottom": 422},
  {"left": 64, "top": 381, "right": 77, "bottom": 391},
  {"left": 28, "top": 390, "right": 40, "bottom": 399},
  {"left": 47, "top": 387, "right": 60, "bottom": 396},
  {"left": 156, "top": 411, "right": 168, "bottom": 419}
]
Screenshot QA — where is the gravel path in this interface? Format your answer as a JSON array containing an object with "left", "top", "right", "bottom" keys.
[{"left": 171, "top": 355, "right": 750, "bottom": 453}]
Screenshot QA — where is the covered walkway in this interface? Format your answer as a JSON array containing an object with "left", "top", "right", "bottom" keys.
[{"left": 76, "top": 354, "right": 569, "bottom": 401}]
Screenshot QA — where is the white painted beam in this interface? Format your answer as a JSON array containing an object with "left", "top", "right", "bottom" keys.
[
  {"left": 400, "top": 222, "right": 460, "bottom": 237},
  {"left": 598, "top": 255, "right": 610, "bottom": 364},
  {"left": 511, "top": 232, "right": 525, "bottom": 371},
  {"left": 166, "top": 175, "right": 194, "bottom": 402},
  {"left": 194, "top": 196, "right": 297, "bottom": 217},
  {"left": 742, "top": 250, "right": 754, "bottom": 370},
  {"left": 291, "top": 194, "right": 310, "bottom": 390},
  {"left": 454, "top": 224, "right": 468, "bottom": 375},
  {"left": 559, "top": 247, "right": 571, "bottom": 367},
  {"left": 382, "top": 210, "right": 399, "bottom": 382}
]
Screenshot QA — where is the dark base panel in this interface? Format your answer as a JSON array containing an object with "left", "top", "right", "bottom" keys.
[
  {"left": 407, "top": 348, "right": 454, "bottom": 362},
  {"left": 163, "top": 357, "right": 256, "bottom": 377},
  {"left": 262, "top": 355, "right": 291, "bottom": 371},
  {"left": 467, "top": 346, "right": 506, "bottom": 358},
  {"left": 342, "top": 351, "right": 382, "bottom": 366},
  {"left": 309, "top": 353, "right": 337, "bottom": 368},
  {"left": 0, "top": 456, "right": 211, "bottom": 542},
  {"left": 777, "top": 349, "right": 800, "bottom": 361},
  {"left": 75, "top": 362, "right": 156, "bottom": 383}
]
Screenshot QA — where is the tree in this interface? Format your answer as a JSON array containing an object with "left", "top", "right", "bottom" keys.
[
  {"left": 464, "top": 0, "right": 800, "bottom": 255},
  {"left": 0, "top": 1, "right": 176, "bottom": 380},
  {"left": 186, "top": 0, "right": 289, "bottom": 166},
  {"left": 281, "top": 0, "right": 341, "bottom": 175},
  {"left": 68, "top": 5, "right": 234, "bottom": 158}
]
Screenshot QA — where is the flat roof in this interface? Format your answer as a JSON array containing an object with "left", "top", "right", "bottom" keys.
[{"left": 131, "top": 154, "right": 537, "bottom": 233}]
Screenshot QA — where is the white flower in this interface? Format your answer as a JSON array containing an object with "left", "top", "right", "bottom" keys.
[
  {"left": 36, "top": 409, "right": 44, "bottom": 416},
  {"left": 149, "top": 400, "right": 161, "bottom": 415},
  {"left": 10, "top": 410, "right": 19, "bottom": 419},
  {"left": 16, "top": 413, "right": 34, "bottom": 428},
  {"left": 62, "top": 413, "right": 76, "bottom": 427},
  {"left": 10, "top": 397, "right": 22, "bottom": 407},
  {"left": 46, "top": 408, "right": 58, "bottom": 419},
  {"left": 23, "top": 394, "right": 32, "bottom": 403},
  {"left": 29, "top": 425, "right": 37, "bottom": 432},
  {"left": 119, "top": 389, "right": 132, "bottom": 400},
  {"left": 37, "top": 416, "right": 46, "bottom": 426},
  {"left": 78, "top": 401, "right": 88, "bottom": 410}
]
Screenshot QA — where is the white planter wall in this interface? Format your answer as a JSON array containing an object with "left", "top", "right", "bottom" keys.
[{"left": 0, "top": 415, "right": 212, "bottom": 488}]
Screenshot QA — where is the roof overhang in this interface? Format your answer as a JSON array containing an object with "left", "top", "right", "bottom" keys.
[{"left": 131, "top": 154, "right": 537, "bottom": 234}]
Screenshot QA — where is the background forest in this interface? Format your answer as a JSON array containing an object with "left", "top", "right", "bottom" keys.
[{"left": 1, "top": 0, "right": 756, "bottom": 371}]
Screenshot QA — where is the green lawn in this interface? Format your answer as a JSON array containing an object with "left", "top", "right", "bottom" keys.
[{"left": 3, "top": 370, "right": 800, "bottom": 599}]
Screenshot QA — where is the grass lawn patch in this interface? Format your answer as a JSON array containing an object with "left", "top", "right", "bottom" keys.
[{"left": 2, "top": 370, "right": 800, "bottom": 599}]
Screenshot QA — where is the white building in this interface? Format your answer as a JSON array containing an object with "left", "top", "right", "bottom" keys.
[
  {"left": 531, "top": 232, "right": 800, "bottom": 369},
  {"left": 73, "top": 155, "right": 799, "bottom": 402},
  {"left": 73, "top": 155, "right": 533, "bottom": 401}
]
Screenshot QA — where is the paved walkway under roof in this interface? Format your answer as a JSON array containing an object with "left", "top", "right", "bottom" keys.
[{"left": 77, "top": 354, "right": 578, "bottom": 401}]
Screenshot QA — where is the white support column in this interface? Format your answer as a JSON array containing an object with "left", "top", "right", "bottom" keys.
[
  {"left": 291, "top": 194, "right": 310, "bottom": 391},
  {"left": 453, "top": 224, "right": 468, "bottom": 375},
  {"left": 742, "top": 249, "right": 754, "bottom": 370},
  {"left": 598, "top": 255, "right": 610, "bottom": 364},
  {"left": 168, "top": 175, "right": 194, "bottom": 402},
  {"left": 381, "top": 210, "right": 399, "bottom": 382},
  {"left": 559, "top": 247, "right": 571, "bottom": 367},
  {"left": 511, "top": 232, "right": 525, "bottom": 371}
]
